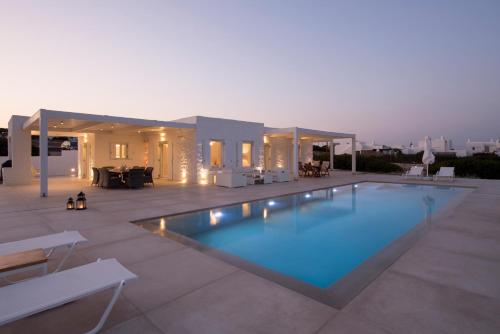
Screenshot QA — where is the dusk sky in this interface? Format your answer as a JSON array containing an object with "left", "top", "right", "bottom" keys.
[{"left": 1, "top": 0, "right": 499, "bottom": 147}]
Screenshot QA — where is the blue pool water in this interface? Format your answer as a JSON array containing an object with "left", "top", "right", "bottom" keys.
[{"left": 138, "top": 182, "right": 464, "bottom": 288}]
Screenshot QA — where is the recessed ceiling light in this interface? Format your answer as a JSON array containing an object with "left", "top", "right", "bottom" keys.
[{"left": 59, "top": 121, "right": 64, "bottom": 125}]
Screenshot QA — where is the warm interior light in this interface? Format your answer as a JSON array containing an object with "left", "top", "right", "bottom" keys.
[
  {"left": 199, "top": 168, "right": 209, "bottom": 185},
  {"left": 210, "top": 210, "right": 219, "bottom": 225},
  {"left": 160, "top": 218, "right": 166, "bottom": 230},
  {"left": 242, "top": 142, "right": 252, "bottom": 168},
  {"left": 181, "top": 169, "right": 188, "bottom": 183},
  {"left": 210, "top": 141, "right": 223, "bottom": 167},
  {"left": 263, "top": 208, "right": 268, "bottom": 219},
  {"left": 242, "top": 203, "right": 250, "bottom": 217}
]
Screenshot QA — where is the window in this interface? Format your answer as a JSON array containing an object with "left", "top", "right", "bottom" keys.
[
  {"left": 241, "top": 142, "right": 252, "bottom": 168},
  {"left": 112, "top": 143, "right": 128, "bottom": 159},
  {"left": 210, "top": 140, "right": 223, "bottom": 167}
]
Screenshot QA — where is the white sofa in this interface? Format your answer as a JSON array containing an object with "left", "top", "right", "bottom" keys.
[
  {"left": 262, "top": 171, "right": 273, "bottom": 184},
  {"left": 216, "top": 170, "right": 247, "bottom": 188},
  {"left": 272, "top": 169, "right": 290, "bottom": 182}
]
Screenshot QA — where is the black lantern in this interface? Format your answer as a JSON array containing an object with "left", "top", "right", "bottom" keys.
[
  {"left": 66, "top": 197, "right": 75, "bottom": 210},
  {"left": 76, "top": 191, "right": 87, "bottom": 210}
]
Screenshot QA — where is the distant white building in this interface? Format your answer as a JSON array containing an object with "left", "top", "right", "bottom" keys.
[
  {"left": 465, "top": 139, "right": 500, "bottom": 156},
  {"left": 417, "top": 136, "right": 453, "bottom": 153},
  {"left": 334, "top": 140, "right": 393, "bottom": 155}
]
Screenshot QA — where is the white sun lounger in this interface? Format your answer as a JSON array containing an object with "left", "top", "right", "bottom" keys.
[
  {"left": 0, "top": 231, "right": 87, "bottom": 275},
  {"left": 403, "top": 166, "right": 424, "bottom": 179},
  {"left": 0, "top": 258, "right": 137, "bottom": 334},
  {"left": 433, "top": 167, "right": 455, "bottom": 181}
]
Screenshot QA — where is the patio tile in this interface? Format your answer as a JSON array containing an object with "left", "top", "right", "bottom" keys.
[
  {"left": 1, "top": 290, "right": 140, "bottom": 334},
  {"left": 418, "top": 228, "right": 500, "bottom": 262},
  {"left": 77, "top": 223, "right": 150, "bottom": 249},
  {"left": 316, "top": 312, "right": 390, "bottom": 334},
  {"left": 454, "top": 199, "right": 500, "bottom": 220},
  {"left": 346, "top": 271, "right": 500, "bottom": 334},
  {"left": 103, "top": 315, "right": 163, "bottom": 334},
  {"left": 41, "top": 209, "right": 124, "bottom": 231},
  {"left": 146, "top": 270, "right": 335, "bottom": 334},
  {"left": 0, "top": 223, "right": 54, "bottom": 243},
  {"left": 124, "top": 248, "right": 238, "bottom": 312},
  {"left": 436, "top": 214, "right": 500, "bottom": 240},
  {"left": 391, "top": 245, "right": 500, "bottom": 299},
  {"left": 79, "top": 234, "right": 185, "bottom": 265},
  {"left": 0, "top": 211, "right": 50, "bottom": 229}
]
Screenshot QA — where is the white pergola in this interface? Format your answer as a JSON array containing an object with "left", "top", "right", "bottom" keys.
[
  {"left": 23, "top": 109, "right": 195, "bottom": 197},
  {"left": 264, "top": 127, "right": 356, "bottom": 178}
]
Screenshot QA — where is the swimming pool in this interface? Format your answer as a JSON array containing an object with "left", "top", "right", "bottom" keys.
[{"left": 137, "top": 182, "right": 466, "bottom": 306}]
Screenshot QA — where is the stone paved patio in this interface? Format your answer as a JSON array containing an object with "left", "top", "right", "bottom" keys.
[{"left": 1, "top": 172, "right": 499, "bottom": 334}]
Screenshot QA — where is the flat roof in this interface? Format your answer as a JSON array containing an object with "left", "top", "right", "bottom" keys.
[
  {"left": 23, "top": 109, "right": 196, "bottom": 133},
  {"left": 20, "top": 109, "right": 355, "bottom": 139},
  {"left": 264, "top": 127, "right": 355, "bottom": 140}
]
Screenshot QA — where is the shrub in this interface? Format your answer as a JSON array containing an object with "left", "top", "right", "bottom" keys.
[
  {"left": 429, "top": 155, "right": 500, "bottom": 179},
  {"left": 334, "top": 154, "right": 403, "bottom": 174}
]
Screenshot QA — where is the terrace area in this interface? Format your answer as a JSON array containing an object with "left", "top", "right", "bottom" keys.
[{"left": 1, "top": 172, "right": 500, "bottom": 333}]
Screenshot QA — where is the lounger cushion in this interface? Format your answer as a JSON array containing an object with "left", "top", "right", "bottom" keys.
[{"left": 0, "top": 259, "right": 137, "bottom": 325}]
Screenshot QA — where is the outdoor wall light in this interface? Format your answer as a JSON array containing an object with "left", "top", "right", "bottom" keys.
[
  {"left": 268, "top": 200, "right": 276, "bottom": 206},
  {"left": 76, "top": 191, "right": 87, "bottom": 210},
  {"left": 66, "top": 197, "right": 75, "bottom": 210},
  {"left": 305, "top": 193, "right": 312, "bottom": 198}
]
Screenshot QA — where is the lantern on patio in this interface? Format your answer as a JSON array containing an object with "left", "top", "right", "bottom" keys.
[
  {"left": 76, "top": 191, "right": 87, "bottom": 210},
  {"left": 66, "top": 197, "right": 75, "bottom": 210}
]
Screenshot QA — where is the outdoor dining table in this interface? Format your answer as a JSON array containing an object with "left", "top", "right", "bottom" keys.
[{"left": 109, "top": 168, "right": 129, "bottom": 182}]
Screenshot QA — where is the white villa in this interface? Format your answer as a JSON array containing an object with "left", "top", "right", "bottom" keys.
[
  {"left": 465, "top": 138, "right": 500, "bottom": 156},
  {"left": 3, "top": 109, "right": 356, "bottom": 196}
]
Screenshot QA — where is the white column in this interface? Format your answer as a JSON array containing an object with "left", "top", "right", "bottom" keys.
[
  {"left": 292, "top": 128, "right": 298, "bottom": 179},
  {"left": 39, "top": 112, "right": 49, "bottom": 197},
  {"left": 351, "top": 135, "right": 356, "bottom": 174},
  {"left": 329, "top": 140, "right": 334, "bottom": 170}
]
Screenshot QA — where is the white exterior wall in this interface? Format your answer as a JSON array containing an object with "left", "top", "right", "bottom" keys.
[
  {"left": 194, "top": 117, "right": 264, "bottom": 175},
  {"left": 1, "top": 150, "right": 79, "bottom": 177},
  {"left": 269, "top": 137, "right": 293, "bottom": 171},
  {"left": 146, "top": 128, "right": 196, "bottom": 182},
  {"left": 92, "top": 132, "right": 147, "bottom": 168},
  {"left": 32, "top": 150, "right": 78, "bottom": 176},
  {"left": 300, "top": 140, "right": 313, "bottom": 163},
  {"left": 3, "top": 116, "right": 32, "bottom": 185}
]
